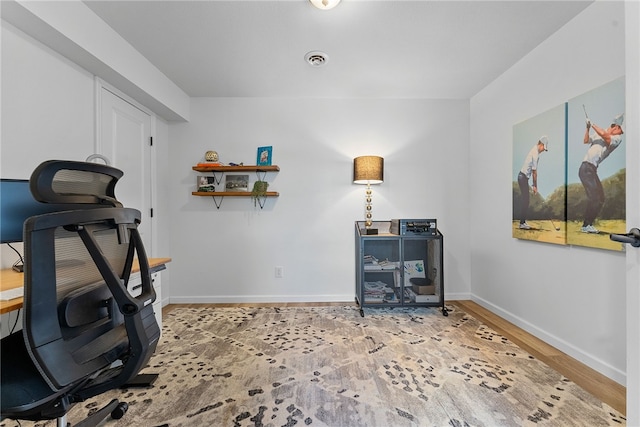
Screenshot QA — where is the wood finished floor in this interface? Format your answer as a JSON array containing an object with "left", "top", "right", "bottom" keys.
[{"left": 162, "top": 300, "right": 626, "bottom": 416}]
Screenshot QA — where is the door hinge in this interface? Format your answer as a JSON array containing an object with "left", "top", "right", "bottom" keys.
[
  {"left": 150, "top": 208, "right": 154, "bottom": 218},
  {"left": 149, "top": 136, "right": 153, "bottom": 146}
]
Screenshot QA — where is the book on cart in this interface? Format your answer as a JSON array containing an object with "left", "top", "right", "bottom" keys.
[
  {"left": 364, "top": 281, "right": 397, "bottom": 303},
  {"left": 364, "top": 256, "right": 398, "bottom": 271}
]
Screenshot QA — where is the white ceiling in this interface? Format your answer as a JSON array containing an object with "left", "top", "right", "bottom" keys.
[{"left": 84, "top": 0, "right": 593, "bottom": 99}]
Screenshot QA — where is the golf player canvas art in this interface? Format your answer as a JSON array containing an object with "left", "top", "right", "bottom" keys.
[
  {"left": 512, "top": 104, "right": 567, "bottom": 246},
  {"left": 567, "top": 77, "right": 626, "bottom": 251},
  {"left": 512, "top": 77, "right": 625, "bottom": 252}
]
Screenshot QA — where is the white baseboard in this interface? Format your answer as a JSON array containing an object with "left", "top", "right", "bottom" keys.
[
  {"left": 168, "top": 292, "right": 472, "bottom": 306},
  {"left": 444, "top": 292, "right": 471, "bottom": 301},
  {"left": 471, "top": 294, "right": 626, "bottom": 386},
  {"left": 168, "top": 294, "right": 356, "bottom": 305}
]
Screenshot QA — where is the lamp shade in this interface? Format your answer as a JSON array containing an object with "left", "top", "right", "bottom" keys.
[{"left": 353, "top": 156, "right": 384, "bottom": 184}]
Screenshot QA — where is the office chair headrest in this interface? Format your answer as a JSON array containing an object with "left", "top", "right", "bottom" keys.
[{"left": 30, "top": 160, "right": 124, "bottom": 207}]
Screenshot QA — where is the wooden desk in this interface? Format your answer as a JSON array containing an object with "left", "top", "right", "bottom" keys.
[{"left": 0, "top": 257, "right": 171, "bottom": 314}]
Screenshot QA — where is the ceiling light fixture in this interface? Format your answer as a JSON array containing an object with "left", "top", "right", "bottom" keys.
[
  {"left": 304, "top": 51, "right": 328, "bottom": 67},
  {"left": 309, "top": 0, "right": 341, "bottom": 10}
]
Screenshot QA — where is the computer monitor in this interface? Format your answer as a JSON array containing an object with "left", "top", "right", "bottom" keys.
[{"left": 0, "top": 179, "right": 70, "bottom": 244}]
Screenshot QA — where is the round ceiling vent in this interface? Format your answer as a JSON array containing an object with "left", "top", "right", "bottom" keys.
[{"left": 305, "top": 51, "right": 328, "bottom": 67}]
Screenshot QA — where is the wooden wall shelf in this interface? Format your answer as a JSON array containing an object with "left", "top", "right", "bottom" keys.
[
  {"left": 192, "top": 165, "right": 280, "bottom": 173},
  {"left": 192, "top": 191, "right": 279, "bottom": 197},
  {"left": 192, "top": 164, "right": 280, "bottom": 209}
]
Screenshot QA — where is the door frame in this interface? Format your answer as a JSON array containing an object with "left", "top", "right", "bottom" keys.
[
  {"left": 94, "top": 77, "right": 157, "bottom": 256},
  {"left": 625, "top": 1, "right": 639, "bottom": 423}
]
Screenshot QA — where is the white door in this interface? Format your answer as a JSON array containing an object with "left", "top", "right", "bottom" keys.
[
  {"left": 98, "top": 85, "right": 153, "bottom": 253},
  {"left": 624, "top": 129, "right": 639, "bottom": 423},
  {"left": 627, "top": 118, "right": 640, "bottom": 423}
]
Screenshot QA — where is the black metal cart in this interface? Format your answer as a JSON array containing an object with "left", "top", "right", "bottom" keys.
[{"left": 355, "top": 220, "right": 447, "bottom": 317}]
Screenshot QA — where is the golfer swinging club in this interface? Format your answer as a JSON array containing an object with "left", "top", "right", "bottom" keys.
[
  {"left": 517, "top": 136, "right": 548, "bottom": 230},
  {"left": 579, "top": 113, "right": 624, "bottom": 233}
]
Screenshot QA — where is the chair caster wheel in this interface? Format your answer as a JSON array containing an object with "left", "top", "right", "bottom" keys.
[
  {"left": 442, "top": 308, "right": 449, "bottom": 317},
  {"left": 111, "top": 402, "right": 128, "bottom": 419}
]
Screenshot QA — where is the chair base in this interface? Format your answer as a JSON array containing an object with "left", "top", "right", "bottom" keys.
[
  {"left": 74, "top": 398, "right": 125, "bottom": 427},
  {"left": 123, "top": 373, "right": 158, "bottom": 388}
]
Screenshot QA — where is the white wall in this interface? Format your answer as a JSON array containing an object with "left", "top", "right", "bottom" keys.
[
  {"left": 1, "top": 20, "right": 95, "bottom": 268},
  {"left": 167, "top": 97, "right": 471, "bottom": 303},
  {"left": 0, "top": 0, "right": 190, "bottom": 122},
  {"left": 469, "top": 1, "right": 626, "bottom": 383},
  {"left": 0, "top": 20, "right": 172, "bottom": 287},
  {"left": 1, "top": 21, "right": 94, "bottom": 176}
]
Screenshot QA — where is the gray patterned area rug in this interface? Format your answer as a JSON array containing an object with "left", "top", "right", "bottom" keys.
[{"left": 4, "top": 305, "right": 626, "bottom": 427}]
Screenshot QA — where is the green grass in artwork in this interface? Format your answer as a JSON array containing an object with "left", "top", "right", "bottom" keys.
[
  {"left": 512, "top": 219, "right": 626, "bottom": 251},
  {"left": 566, "top": 219, "right": 625, "bottom": 251},
  {"left": 512, "top": 220, "right": 566, "bottom": 245}
]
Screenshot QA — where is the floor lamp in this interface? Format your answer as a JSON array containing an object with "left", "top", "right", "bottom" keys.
[{"left": 353, "top": 156, "right": 384, "bottom": 235}]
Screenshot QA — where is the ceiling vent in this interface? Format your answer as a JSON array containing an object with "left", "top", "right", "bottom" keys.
[{"left": 305, "top": 51, "right": 328, "bottom": 67}]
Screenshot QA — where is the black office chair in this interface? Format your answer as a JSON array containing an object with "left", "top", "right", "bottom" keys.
[{"left": 0, "top": 160, "right": 160, "bottom": 426}]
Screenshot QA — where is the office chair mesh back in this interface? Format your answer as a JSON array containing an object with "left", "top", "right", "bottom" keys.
[
  {"left": 54, "top": 225, "right": 125, "bottom": 303},
  {"left": 23, "top": 209, "right": 155, "bottom": 392}
]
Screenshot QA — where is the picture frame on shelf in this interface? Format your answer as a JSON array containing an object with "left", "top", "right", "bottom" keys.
[
  {"left": 225, "top": 174, "right": 249, "bottom": 192},
  {"left": 197, "top": 176, "right": 216, "bottom": 192},
  {"left": 257, "top": 146, "right": 273, "bottom": 166}
]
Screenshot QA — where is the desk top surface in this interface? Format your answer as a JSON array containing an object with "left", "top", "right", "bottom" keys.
[{"left": 0, "top": 257, "right": 171, "bottom": 314}]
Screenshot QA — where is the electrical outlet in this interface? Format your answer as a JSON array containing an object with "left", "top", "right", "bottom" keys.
[{"left": 275, "top": 266, "right": 284, "bottom": 278}]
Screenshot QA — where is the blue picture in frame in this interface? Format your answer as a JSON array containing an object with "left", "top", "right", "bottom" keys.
[{"left": 257, "top": 146, "right": 272, "bottom": 166}]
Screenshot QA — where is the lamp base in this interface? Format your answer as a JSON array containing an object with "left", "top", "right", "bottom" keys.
[{"left": 363, "top": 228, "right": 379, "bottom": 235}]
